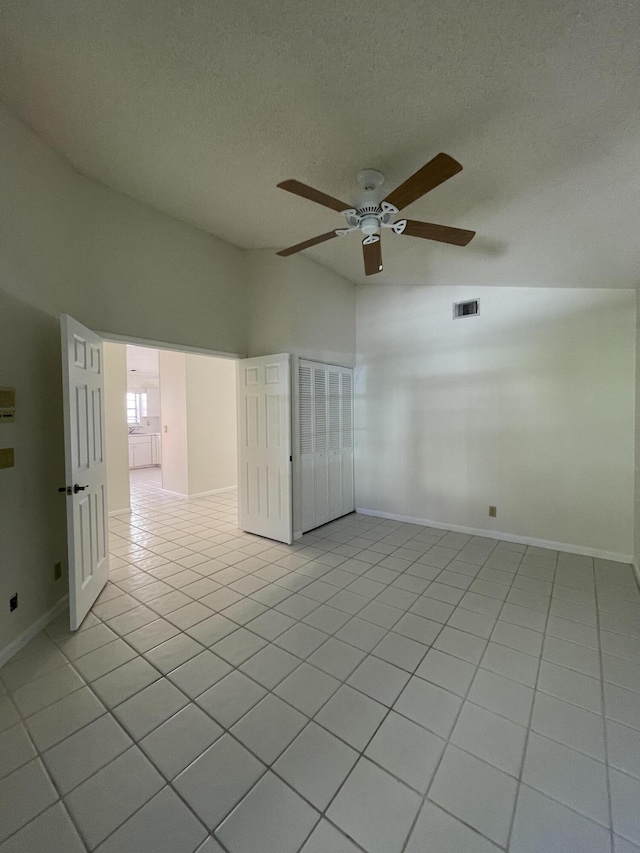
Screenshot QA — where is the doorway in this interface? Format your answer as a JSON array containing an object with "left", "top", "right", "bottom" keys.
[
  {"left": 103, "top": 340, "right": 238, "bottom": 514},
  {"left": 61, "top": 314, "right": 355, "bottom": 629},
  {"left": 61, "top": 314, "right": 304, "bottom": 629},
  {"left": 125, "top": 344, "right": 163, "bottom": 504}
]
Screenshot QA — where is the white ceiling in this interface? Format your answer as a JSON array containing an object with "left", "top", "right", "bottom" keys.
[
  {"left": 1, "top": 0, "right": 639, "bottom": 287},
  {"left": 126, "top": 345, "right": 159, "bottom": 389}
]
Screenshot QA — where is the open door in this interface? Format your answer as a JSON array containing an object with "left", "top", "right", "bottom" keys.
[
  {"left": 60, "top": 315, "right": 110, "bottom": 629},
  {"left": 237, "top": 354, "right": 293, "bottom": 544}
]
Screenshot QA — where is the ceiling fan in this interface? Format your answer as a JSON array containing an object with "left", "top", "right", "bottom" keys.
[{"left": 276, "top": 153, "right": 475, "bottom": 276}]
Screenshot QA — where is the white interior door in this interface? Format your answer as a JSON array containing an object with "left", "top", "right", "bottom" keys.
[
  {"left": 60, "top": 314, "right": 110, "bottom": 629},
  {"left": 237, "top": 354, "right": 293, "bottom": 544}
]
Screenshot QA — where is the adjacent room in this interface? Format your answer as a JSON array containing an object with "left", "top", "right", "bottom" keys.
[
  {"left": 103, "top": 342, "right": 238, "bottom": 514},
  {"left": 1, "top": 1, "right": 639, "bottom": 852}
]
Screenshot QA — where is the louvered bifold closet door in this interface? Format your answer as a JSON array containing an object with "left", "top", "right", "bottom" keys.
[
  {"left": 299, "top": 364, "right": 315, "bottom": 532},
  {"left": 299, "top": 360, "right": 354, "bottom": 533},
  {"left": 313, "top": 366, "right": 330, "bottom": 526},
  {"left": 327, "top": 369, "right": 343, "bottom": 516},
  {"left": 340, "top": 370, "right": 354, "bottom": 512},
  {"left": 299, "top": 362, "right": 330, "bottom": 531}
]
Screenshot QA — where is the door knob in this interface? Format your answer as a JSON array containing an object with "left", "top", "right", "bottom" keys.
[
  {"left": 73, "top": 484, "right": 88, "bottom": 493},
  {"left": 58, "top": 486, "right": 71, "bottom": 494}
]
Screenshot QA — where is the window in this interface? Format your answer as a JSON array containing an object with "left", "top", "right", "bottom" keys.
[{"left": 126, "top": 392, "right": 148, "bottom": 425}]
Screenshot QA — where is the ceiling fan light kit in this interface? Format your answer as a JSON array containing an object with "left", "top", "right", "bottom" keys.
[{"left": 276, "top": 152, "right": 476, "bottom": 276}]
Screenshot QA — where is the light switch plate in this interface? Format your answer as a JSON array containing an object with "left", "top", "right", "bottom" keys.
[{"left": 0, "top": 448, "right": 15, "bottom": 469}]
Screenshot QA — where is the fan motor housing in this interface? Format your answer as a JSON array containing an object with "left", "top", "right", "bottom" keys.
[
  {"left": 353, "top": 187, "right": 380, "bottom": 213},
  {"left": 360, "top": 215, "right": 381, "bottom": 236}
]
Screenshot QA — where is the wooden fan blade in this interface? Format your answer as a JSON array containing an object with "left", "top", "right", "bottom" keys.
[
  {"left": 277, "top": 179, "right": 350, "bottom": 213},
  {"left": 276, "top": 230, "right": 338, "bottom": 257},
  {"left": 362, "top": 239, "right": 383, "bottom": 276},
  {"left": 383, "top": 153, "right": 463, "bottom": 211},
  {"left": 401, "top": 219, "right": 476, "bottom": 246}
]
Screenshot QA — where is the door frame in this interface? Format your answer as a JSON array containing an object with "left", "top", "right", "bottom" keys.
[
  {"left": 98, "top": 329, "right": 244, "bottom": 509},
  {"left": 84, "top": 335, "right": 358, "bottom": 546},
  {"left": 96, "top": 330, "right": 244, "bottom": 362},
  {"left": 62, "top": 324, "right": 245, "bottom": 628},
  {"left": 97, "top": 339, "right": 356, "bottom": 536}
]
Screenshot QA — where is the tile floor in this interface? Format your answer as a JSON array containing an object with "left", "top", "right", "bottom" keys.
[{"left": 1, "top": 469, "right": 640, "bottom": 852}]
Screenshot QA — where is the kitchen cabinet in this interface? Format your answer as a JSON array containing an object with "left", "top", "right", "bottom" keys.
[{"left": 128, "top": 433, "right": 161, "bottom": 469}]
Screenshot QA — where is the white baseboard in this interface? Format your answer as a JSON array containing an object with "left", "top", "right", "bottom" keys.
[
  {"left": 108, "top": 506, "right": 131, "bottom": 516},
  {"left": 294, "top": 531, "right": 303, "bottom": 541},
  {"left": 160, "top": 485, "right": 237, "bottom": 499},
  {"left": 189, "top": 486, "right": 238, "bottom": 499},
  {"left": 0, "top": 595, "right": 69, "bottom": 669},
  {"left": 111, "top": 485, "right": 237, "bottom": 505},
  {"left": 355, "top": 508, "right": 633, "bottom": 565}
]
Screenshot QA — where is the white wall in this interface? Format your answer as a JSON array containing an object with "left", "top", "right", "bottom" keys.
[
  {"left": 186, "top": 355, "right": 237, "bottom": 495},
  {"left": 635, "top": 300, "right": 640, "bottom": 577},
  {"left": 0, "top": 107, "right": 356, "bottom": 654},
  {"left": 103, "top": 342, "right": 130, "bottom": 513},
  {"left": 0, "top": 295, "right": 68, "bottom": 652},
  {"left": 245, "top": 250, "right": 357, "bottom": 535},
  {"left": 159, "top": 351, "right": 190, "bottom": 496},
  {"left": 0, "top": 108, "right": 248, "bottom": 355},
  {"left": 356, "top": 285, "right": 636, "bottom": 560},
  {"left": 246, "top": 251, "right": 356, "bottom": 366},
  {"left": 0, "top": 105, "right": 247, "bottom": 652},
  {"left": 159, "top": 351, "right": 237, "bottom": 496}
]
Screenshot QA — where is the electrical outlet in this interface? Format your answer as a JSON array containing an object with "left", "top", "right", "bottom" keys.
[
  {"left": 9, "top": 593, "right": 18, "bottom": 612},
  {"left": 489, "top": 506, "right": 497, "bottom": 518},
  {"left": 54, "top": 562, "right": 62, "bottom": 581}
]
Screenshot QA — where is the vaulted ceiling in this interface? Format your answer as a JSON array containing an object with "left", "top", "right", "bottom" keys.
[{"left": 1, "top": 0, "right": 639, "bottom": 286}]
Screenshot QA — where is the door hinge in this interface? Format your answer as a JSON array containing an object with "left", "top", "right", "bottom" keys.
[{"left": 290, "top": 456, "right": 293, "bottom": 462}]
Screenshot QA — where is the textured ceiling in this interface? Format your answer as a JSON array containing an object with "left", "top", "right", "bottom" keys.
[
  {"left": 126, "top": 345, "right": 159, "bottom": 389},
  {"left": 126, "top": 345, "right": 159, "bottom": 378},
  {"left": 1, "top": 0, "right": 639, "bottom": 286}
]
